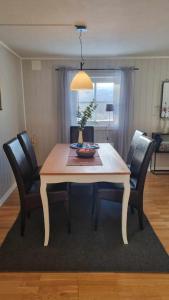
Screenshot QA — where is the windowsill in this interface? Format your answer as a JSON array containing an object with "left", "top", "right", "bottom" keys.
[
  {"left": 87, "top": 122, "right": 115, "bottom": 130},
  {"left": 94, "top": 126, "right": 114, "bottom": 131},
  {"left": 73, "top": 124, "right": 115, "bottom": 130}
]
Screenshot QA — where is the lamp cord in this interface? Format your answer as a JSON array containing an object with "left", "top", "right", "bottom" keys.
[{"left": 79, "top": 30, "right": 85, "bottom": 70}]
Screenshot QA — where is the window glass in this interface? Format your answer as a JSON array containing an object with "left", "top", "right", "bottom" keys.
[
  {"left": 78, "top": 88, "right": 94, "bottom": 103},
  {"left": 77, "top": 77, "right": 119, "bottom": 126},
  {"left": 96, "top": 82, "right": 114, "bottom": 103}
]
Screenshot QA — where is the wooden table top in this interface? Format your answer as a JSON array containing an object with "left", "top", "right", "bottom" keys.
[{"left": 40, "top": 143, "right": 130, "bottom": 176}]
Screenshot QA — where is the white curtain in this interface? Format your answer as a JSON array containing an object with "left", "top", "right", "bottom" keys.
[
  {"left": 116, "top": 68, "right": 134, "bottom": 160},
  {"left": 56, "top": 68, "right": 76, "bottom": 143}
]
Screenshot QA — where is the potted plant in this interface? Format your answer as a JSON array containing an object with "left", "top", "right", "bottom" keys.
[{"left": 77, "top": 100, "right": 97, "bottom": 144}]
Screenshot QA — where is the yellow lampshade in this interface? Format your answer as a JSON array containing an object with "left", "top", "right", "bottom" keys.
[{"left": 70, "top": 70, "right": 93, "bottom": 90}]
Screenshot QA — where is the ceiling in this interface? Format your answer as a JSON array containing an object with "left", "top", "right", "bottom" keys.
[{"left": 1, "top": 0, "right": 169, "bottom": 58}]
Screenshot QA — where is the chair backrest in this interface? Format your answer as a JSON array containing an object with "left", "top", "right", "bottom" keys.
[
  {"left": 127, "top": 130, "right": 146, "bottom": 165},
  {"left": 3, "top": 138, "right": 33, "bottom": 200},
  {"left": 17, "top": 131, "right": 38, "bottom": 174},
  {"left": 130, "top": 135, "right": 155, "bottom": 193},
  {"left": 70, "top": 126, "right": 94, "bottom": 143}
]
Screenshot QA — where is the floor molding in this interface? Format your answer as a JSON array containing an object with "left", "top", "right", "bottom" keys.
[{"left": 0, "top": 183, "right": 17, "bottom": 207}]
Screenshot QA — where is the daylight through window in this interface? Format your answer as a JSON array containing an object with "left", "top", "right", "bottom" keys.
[{"left": 77, "top": 76, "right": 119, "bottom": 126}]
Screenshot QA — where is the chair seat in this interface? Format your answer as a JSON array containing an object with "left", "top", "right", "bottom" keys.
[
  {"left": 96, "top": 177, "right": 138, "bottom": 203},
  {"left": 96, "top": 182, "right": 123, "bottom": 190},
  {"left": 28, "top": 180, "right": 68, "bottom": 193},
  {"left": 26, "top": 181, "right": 68, "bottom": 209},
  {"left": 47, "top": 182, "right": 68, "bottom": 202},
  {"left": 96, "top": 177, "right": 137, "bottom": 191},
  {"left": 25, "top": 181, "right": 41, "bottom": 209}
]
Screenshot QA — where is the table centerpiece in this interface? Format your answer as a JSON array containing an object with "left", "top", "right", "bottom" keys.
[{"left": 77, "top": 100, "right": 97, "bottom": 145}]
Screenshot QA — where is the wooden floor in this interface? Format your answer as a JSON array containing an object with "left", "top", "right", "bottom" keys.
[{"left": 0, "top": 173, "right": 168, "bottom": 299}]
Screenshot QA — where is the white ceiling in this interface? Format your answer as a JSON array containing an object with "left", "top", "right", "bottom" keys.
[{"left": 1, "top": 0, "right": 169, "bottom": 58}]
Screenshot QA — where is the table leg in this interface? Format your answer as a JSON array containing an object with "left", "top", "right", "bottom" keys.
[
  {"left": 40, "top": 179, "right": 50, "bottom": 246},
  {"left": 122, "top": 178, "right": 130, "bottom": 244}
]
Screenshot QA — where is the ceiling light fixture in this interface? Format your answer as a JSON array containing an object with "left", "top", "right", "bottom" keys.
[{"left": 70, "top": 25, "right": 93, "bottom": 91}]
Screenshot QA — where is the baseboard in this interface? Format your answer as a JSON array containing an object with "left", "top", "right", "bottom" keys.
[
  {"left": 148, "top": 165, "right": 169, "bottom": 172},
  {"left": 152, "top": 166, "right": 169, "bottom": 171},
  {"left": 0, "top": 183, "right": 17, "bottom": 207}
]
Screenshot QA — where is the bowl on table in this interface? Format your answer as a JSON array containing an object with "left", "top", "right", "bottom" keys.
[{"left": 76, "top": 148, "right": 96, "bottom": 158}]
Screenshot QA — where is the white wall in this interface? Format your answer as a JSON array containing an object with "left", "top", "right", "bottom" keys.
[
  {"left": 0, "top": 44, "right": 25, "bottom": 203},
  {"left": 22, "top": 57, "right": 169, "bottom": 168}
]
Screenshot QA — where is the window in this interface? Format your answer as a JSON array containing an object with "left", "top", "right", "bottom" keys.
[{"left": 77, "top": 76, "right": 120, "bottom": 127}]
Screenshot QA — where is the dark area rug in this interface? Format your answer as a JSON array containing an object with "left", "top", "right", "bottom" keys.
[{"left": 0, "top": 184, "right": 168, "bottom": 272}]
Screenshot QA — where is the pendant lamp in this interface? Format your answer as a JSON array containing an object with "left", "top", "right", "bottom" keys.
[{"left": 70, "top": 25, "right": 93, "bottom": 90}]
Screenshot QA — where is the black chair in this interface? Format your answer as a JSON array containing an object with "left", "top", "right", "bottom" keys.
[
  {"left": 70, "top": 126, "right": 94, "bottom": 143},
  {"left": 93, "top": 135, "right": 156, "bottom": 231},
  {"left": 3, "top": 138, "right": 71, "bottom": 236},
  {"left": 127, "top": 130, "right": 146, "bottom": 166},
  {"left": 17, "top": 131, "right": 40, "bottom": 179}
]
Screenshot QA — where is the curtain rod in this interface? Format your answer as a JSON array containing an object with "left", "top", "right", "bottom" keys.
[{"left": 55, "top": 67, "right": 139, "bottom": 71}]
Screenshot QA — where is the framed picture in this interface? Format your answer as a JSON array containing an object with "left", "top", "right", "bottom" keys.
[
  {"left": 160, "top": 80, "right": 169, "bottom": 118},
  {"left": 0, "top": 88, "right": 2, "bottom": 110}
]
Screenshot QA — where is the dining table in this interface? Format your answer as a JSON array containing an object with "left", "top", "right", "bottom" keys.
[{"left": 40, "top": 143, "right": 130, "bottom": 246}]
